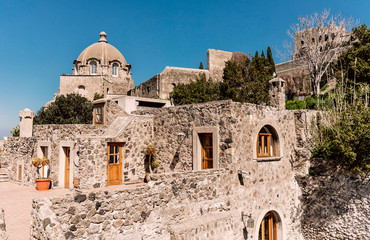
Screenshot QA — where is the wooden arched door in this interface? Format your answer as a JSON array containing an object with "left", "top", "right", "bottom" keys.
[{"left": 258, "top": 211, "right": 277, "bottom": 240}]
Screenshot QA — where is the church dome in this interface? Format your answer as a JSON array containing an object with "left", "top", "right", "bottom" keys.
[{"left": 77, "top": 32, "right": 127, "bottom": 66}]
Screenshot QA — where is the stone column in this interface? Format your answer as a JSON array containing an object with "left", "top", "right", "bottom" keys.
[
  {"left": 19, "top": 108, "right": 34, "bottom": 137},
  {"left": 269, "top": 77, "right": 286, "bottom": 111}
]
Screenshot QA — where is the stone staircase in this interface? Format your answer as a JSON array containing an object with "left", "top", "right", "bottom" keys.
[{"left": 0, "top": 168, "right": 9, "bottom": 183}]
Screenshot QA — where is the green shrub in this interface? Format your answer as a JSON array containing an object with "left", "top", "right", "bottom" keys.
[{"left": 312, "top": 104, "right": 369, "bottom": 172}]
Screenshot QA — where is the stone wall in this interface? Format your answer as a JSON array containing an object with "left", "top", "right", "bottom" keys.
[
  {"left": 0, "top": 206, "right": 7, "bottom": 240},
  {"left": 131, "top": 49, "right": 234, "bottom": 100},
  {"left": 31, "top": 168, "right": 302, "bottom": 239},
  {"left": 276, "top": 60, "right": 311, "bottom": 97},
  {"left": 298, "top": 162, "right": 369, "bottom": 240},
  {"left": 158, "top": 67, "right": 210, "bottom": 99},
  {"left": 76, "top": 116, "right": 153, "bottom": 189},
  {"left": 2, "top": 125, "right": 105, "bottom": 186},
  {"left": 104, "top": 100, "right": 129, "bottom": 125},
  {"left": 1, "top": 137, "right": 37, "bottom": 184},
  {"left": 129, "top": 74, "right": 160, "bottom": 98},
  {"left": 134, "top": 100, "right": 302, "bottom": 174}
]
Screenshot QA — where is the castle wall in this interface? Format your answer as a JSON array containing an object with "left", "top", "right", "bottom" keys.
[
  {"left": 131, "top": 49, "right": 233, "bottom": 100},
  {"left": 158, "top": 67, "right": 210, "bottom": 99},
  {"left": 30, "top": 168, "right": 302, "bottom": 240},
  {"left": 129, "top": 74, "right": 160, "bottom": 98}
]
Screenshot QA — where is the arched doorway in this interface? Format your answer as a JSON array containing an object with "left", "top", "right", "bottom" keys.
[{"left": 258, "top": 211, "right": 277, "bottom": 240}]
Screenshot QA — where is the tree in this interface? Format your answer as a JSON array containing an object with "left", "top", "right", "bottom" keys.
[
  {"left": 10, "top": 124, "right": 20, "bottom": 137},
  {"left": 282, "top": 9, "right": 355, "bottom": 95},
  {"left": 170, "top": 47, "right": 275, "bottom": 105},
  {"left": 170, "top": 73, "right": 220, "bottom": 105},
  {"left": 94, "top": 92, "right": 104, "bottom": 100},
  {"left": 312, "top": 28, "right": 369, "bottom": 172},
  {"left": 199, "top": 61, "right": 204, "bottom": 69},
  {"left": 267, "top": 46, "right": 276, "bottom": 75},
  {"left": 34, "top": 94, "right": 93, "bottom": 125},
  {"left": 335, "top": 24, "right": 370, "bottom": 85},
  {"left": 221, "top": 49, "right": 273, "bottom": 104}
]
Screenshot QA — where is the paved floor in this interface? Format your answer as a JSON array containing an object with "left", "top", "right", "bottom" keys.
[
  {"left": 0, "top": 181, "right": 146, "bottom": 240},
  {"left": 0, "top": 182, "right": 71, "bottom": 240}
]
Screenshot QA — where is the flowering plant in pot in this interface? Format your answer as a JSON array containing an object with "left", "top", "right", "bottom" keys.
[{"left": 32, "top": 157, "right": 51, "bottom": 191}]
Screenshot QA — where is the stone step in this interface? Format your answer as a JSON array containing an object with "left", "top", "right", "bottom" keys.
[{"left": 0, "top": 171, "right": 9, "bottom": 182}]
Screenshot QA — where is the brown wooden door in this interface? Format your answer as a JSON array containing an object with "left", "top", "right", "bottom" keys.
[
  {"left": 63, "top": 147, "right": 70, "bottom": 188},
  {"left": 107, "top": 143, "right": 122, "bottom": 186},
  {"left": 259, "top": 212, "right": 277, "bottom": 240},
  {"left": 200, "top": 134, "right": 213, "bottom": 169}
]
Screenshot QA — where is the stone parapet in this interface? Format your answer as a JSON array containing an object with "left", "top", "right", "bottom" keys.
[{"left": 31, "top": 167, "right": 302, "bottom": 239}]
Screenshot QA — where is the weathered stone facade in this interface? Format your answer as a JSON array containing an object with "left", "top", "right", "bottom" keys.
[
  {"left": 19, "top": 99, "right": 323, "bottom": 239},
  {"left": 298, "top": 159, "right": 369, "bottom": 240},
  {"left": 0, "top": 206, "right": 7, "bottom": 240}
]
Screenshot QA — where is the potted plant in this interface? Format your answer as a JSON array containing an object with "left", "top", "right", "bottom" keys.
[
  {"left": 144, "top": 144, "right": 159, "bottom": 182},
  {"left": 32, "top": 157, "right": 51, "bottom": 191}
]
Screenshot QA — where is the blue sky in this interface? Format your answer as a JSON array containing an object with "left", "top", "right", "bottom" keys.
[{"left": 0, "top": 0, "right": 369, "bottom": 139}]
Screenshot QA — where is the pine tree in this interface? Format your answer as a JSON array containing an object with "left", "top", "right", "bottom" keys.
[
  {"left": 267, "top": 46, "right": 276, "bottom": 75},
  {"left": 199, "top": 61, "right": 204, "bottom": 69},
  {"left": 261, "top": 51, "right": 265, "bottom": 59}
]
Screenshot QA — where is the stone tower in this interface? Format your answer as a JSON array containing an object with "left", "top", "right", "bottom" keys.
[{"left": 269, "top": 77, "right": 286, "bottom": 110}]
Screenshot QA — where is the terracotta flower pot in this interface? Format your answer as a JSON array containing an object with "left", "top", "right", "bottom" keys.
[{"left": 35, "top": 178, "right": 51, "bottom": 191}]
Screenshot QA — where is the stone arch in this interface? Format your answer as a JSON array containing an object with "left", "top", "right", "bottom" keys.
[
  {"left": 252, "top": 119, "right": 284, "bottom": 160},
  {"left": 253, "top": 208, "right": 286, "bottom": 240}
]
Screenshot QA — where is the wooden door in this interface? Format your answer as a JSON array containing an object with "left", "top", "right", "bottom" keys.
[
  {"left": 107, "top": 143, "right": 122, "bottom": 186},
  {"left": 200, "top": 134, "right": 213, "bottom": 169},
  {"left": 259, "top": 212, "right": 277, "bottom": 240},
  {"left": 18, "top": 165, "right": 22, "bottom": 181},
  {"left": 63, "top": 147, "right": 70, "bottom": 188}
]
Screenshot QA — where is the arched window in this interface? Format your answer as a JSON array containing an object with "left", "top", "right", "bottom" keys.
[
  {"left": 257, "top": 126, "right": 277, "bottom": 158},
  {"left": 78, "top": 85, "right": 85, "bottom": 90},
  {"left": 91, "top": 61, "right": 97, "bottom": 75},
  {"left": 258, "top": 211, "right": 277, "bottom": 240},
  {"left": 112, "top": 63, "right": 118, "bottom": 76}
]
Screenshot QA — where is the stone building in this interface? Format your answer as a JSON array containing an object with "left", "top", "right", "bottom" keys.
[
  {"left": 58, "top": 32, "right": 134, "bottom": 101},
  {"left": 1, "top": 31, "right": 366, "bottom": 240},
  {"left": 276, "top": 26, "right": 352, "bottom": 97},
  {"left": 129, "top": 50, "right": 247, "bottom": 99},
  {"left": 1, "top": 76, "right": 320, "bottom": 239}
]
